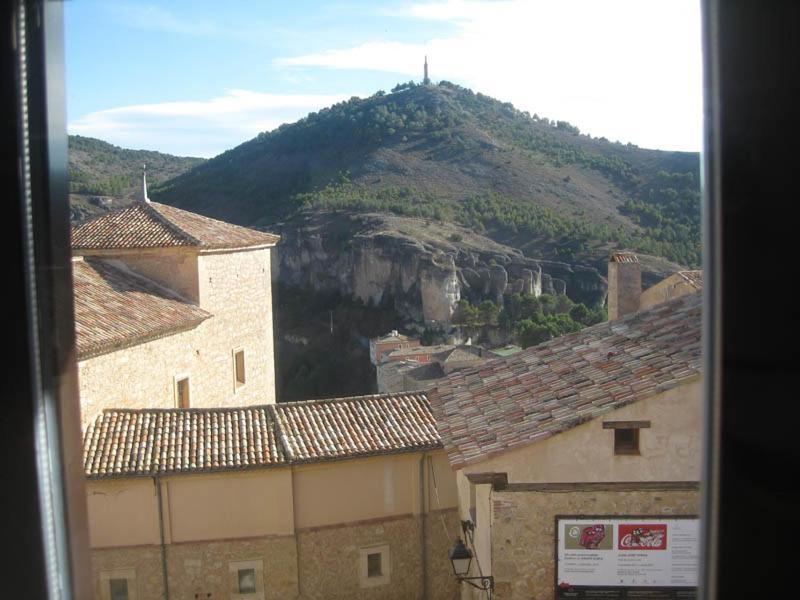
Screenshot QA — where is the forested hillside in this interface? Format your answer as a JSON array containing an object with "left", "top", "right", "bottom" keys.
[
  {"left": 157, "top": 81, "right": 700, "bottom": 267},
  {"left": 69, "top": 135, "right": 204, "bottom": 221}
]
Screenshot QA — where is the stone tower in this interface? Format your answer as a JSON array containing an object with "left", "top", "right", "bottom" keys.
[
  {"left": 607, "top": 251, "right": 642, "bottom": 320},
  {"left": 423, "top": 55, "right": 430, "bottom": 85}
]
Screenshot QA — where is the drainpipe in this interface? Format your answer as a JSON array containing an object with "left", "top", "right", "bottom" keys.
[
  {"left": 154, "top": 476, "right": 170, "bottom": 600},
  {"left": 419, "top": 452, "right": 428, "bottom": 600}
]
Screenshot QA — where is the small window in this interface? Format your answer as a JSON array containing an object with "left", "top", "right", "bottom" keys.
[
  {"left": 229, "top": 559, "right": 263, "bottom": 598},
  {"left": 603, "top": 420, "right": 649, "bottom": 455},
  {"left": 109, "top": 579, "right": 129, "bottom": 600},
  {"left": 614, "top": 428, "right": 639, "bottom": 455},
  {"left": 100, "top": 569, "right": 136, "bottom": 600},
  {"left": 238, "top": 568, "right": 256, "bottom": 594},
  {"left": 234, "top": 349, "right": 246, "bottom": 387},
  {"left": 367, "top": 552, "right": 382, "bottom": 577},
  {"left": 176, "top": 376, "right": 190, "bottom": 408},
  {"left": 359, "top": 544, "right": 390, "bottom": 587}
]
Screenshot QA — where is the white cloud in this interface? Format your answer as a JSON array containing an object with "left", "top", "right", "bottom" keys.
[
  {"left": 68, "top": 90, "right": 353, "bottom": 158},
  {"left": 279, "top": 0, "right": 703, "bottom": 151}
]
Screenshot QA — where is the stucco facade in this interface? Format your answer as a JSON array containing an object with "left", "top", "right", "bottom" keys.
[
  {"left": 77, "top": 246, "right": 277, "bottom": 427},
  {"left": 87, "top": 451, "right": 461, "bottom": 600}
]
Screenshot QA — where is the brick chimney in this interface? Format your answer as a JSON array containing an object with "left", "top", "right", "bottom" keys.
[{"left": 607, "top": 252, "right": 641, "bottom": 320}]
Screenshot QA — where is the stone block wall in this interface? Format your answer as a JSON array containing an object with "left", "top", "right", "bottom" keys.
[
  {"left": 295, "top": 510, "right": 460, "bottom": 600},
  {"left": 90, "top": 510, "right": 460, "bottom": 600},
  {"left": 489, "top": 487, "right": 699, "bottom": 600},
  {"left": 78, "top": 247, "right": 276, "bottom": 428}
]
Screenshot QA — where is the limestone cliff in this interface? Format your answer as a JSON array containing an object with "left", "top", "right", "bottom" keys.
[{"left": 271, "top": 211, "right": 611, "bottom": 324}]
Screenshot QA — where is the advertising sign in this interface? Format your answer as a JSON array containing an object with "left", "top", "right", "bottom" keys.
[{"left": 556, "top": 517, "right": 699, "bottom": 599}]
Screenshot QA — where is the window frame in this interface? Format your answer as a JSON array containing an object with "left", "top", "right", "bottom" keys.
[
  {"left": 10, "top": 1, "right": 798, "bottom": 599},
  {"left": 174, "top": 374, "right": 191, "bottom": 408},
  {"left": 228, "top": 559, "right": 264, "bottom": 600},
  {"left": 99, "top": 568, "right": 137, "bottom": 600},
  {"left": 233, "top": 347, "right": 246, "bottom": 391},
  {"left": 359, "top": 544, "right": 390, "bottom": 588}
]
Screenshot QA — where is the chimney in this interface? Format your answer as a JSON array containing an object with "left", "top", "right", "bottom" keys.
[{"left": 607, "top": 252, "right": 641, "bottom": 320}]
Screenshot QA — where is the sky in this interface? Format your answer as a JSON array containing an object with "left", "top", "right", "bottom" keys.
[{"left": 65, "top": 0, "right": 703, "bottom": 158}]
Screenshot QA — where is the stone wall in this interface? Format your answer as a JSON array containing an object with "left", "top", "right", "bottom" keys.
[
  {"left": 90, "top": 510, "right": 461, "bottom": 600},
  {"left": 78, "top": 247, "right": 276, "bottom": 428},
  {"left": 296, "top": 510, "right": 460, "bottom": 600},
  {"left": 489, "top": 486, "right": 699, "bottom": 600},
  {"left": 608, "top": 261, "right": 641, "bottom": 320}
]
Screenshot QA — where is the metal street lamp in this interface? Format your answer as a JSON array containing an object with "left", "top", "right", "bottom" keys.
[{"left": 448, "top": 537, "right": 494, "bottom": 597}]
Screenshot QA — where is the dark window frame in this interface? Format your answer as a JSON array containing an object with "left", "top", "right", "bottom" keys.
[{"left": 6, "top": 1, "right": 800, "bottom": 598}]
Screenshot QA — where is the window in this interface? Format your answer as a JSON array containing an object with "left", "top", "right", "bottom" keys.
[
  {"left": 238, "top": 568, "right": 256, "bottom": 594},
  {"left": 99, "top": 569, "right": 136, "bottom": 600},
  {"left": 603, "top": 421, "right": 650, "bottom": 455},
  {"left": 367, "top": 552, "right": 382, "bottom": 577},
  {"left": 614, "top": 428, "right": 639, "bottom": 454},
  {"left": 175, "top": 376, "right": 190, "bottom": 408},
  {"left": 229, "top": 560, "right": 263, "bottom": 599},
  {"left": 359, "top": 544, "right": 390, "bottom": 588},
  {"left": 234, "top": 348, "right": 246, "bottom": 389},
  {"left": 109, "top": 579, "right": 128, "bottom": 600}
]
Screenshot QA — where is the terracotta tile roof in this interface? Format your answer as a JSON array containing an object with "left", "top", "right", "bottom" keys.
[
  {"left": 83, "top": 407, "right": 286, "bottom": 478},
  {"left": 73, "top": 258, "right": 210, "bottom": 360},
  {"left": 611, "top": 251, "right": 639, "bottom": 263},
  {"left": 272, "top": 392, "right": 441, "bottom": 462},
  {"left": 678, "top": 270, "right": 703, "bottom": 290},
  {"left": 72, "top": 201, "right": 279, "bottom": 251},
  {"left": 83, "top": 392, "right": 441, "bottom": 478},
  {"left": 428, "top": 292, "right": 702, "bottom": 469}
]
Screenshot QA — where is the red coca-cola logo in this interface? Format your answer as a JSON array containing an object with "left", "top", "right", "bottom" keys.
[{"left": 618, "top": 524, "right": 667, "bottom": 550}]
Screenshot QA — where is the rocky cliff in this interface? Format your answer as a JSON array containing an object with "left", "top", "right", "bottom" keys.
[{"left": 271, "top": 211, "right": 612, "bottom": 325}]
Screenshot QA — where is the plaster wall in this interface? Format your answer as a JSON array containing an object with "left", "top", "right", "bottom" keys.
[
  {"left": 165, "top": 469, "right": 294, "bottom": 542},
  {"left": 640, "top": 274, "right": 699, "bottom": 310},
  {"left": 293, "top": 451, "right": 458, "bottom": 529},
  {"left": 86, "top": 478, "right": 161, "bottom": 548},
  {"left": 462, "top": 379, "right": 702, "bottom": 484}
]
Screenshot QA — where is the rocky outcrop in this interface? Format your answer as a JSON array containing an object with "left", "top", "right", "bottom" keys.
[{"left": 272, "top": 211, "right": 608, "bottom": 324}]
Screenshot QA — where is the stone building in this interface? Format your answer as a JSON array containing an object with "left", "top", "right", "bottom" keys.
[
  {"left": 72, "top": 195, "right": 280, "bottom": 428},
  {"left": 377, "top": 344, "right": 491, "bottom": 394},
  {"left": 608, "top": 251, "right": 702, "bottom": 318},
  {"left": 428, "top": 287, "right": 702, "bottom": 599},
  {"left": 369, "top": 330, "right": 421, "bottom": 366},
  {"left": 82, "top": 392, "right": 460, "bottom": 600}
]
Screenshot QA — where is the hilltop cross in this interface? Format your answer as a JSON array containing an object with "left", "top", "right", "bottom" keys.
[{"left": 423, "top": 55, "right": 430, "bottom": 85}]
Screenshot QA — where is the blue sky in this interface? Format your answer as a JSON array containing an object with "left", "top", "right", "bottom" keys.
[{"left": 66, "top": 0, "right": 703, "bottom": 158}]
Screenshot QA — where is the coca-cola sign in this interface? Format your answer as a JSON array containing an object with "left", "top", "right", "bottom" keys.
[{"left": 618, "top": 523, "right": 668, "bottom": 550}]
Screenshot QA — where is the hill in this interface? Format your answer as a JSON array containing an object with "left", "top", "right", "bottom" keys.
[
  {"left": 68, "top": 135, "right": 204, "bottom": 222},
  {"left": 156, "top": 81, "right": 700, "bottom": 268}
]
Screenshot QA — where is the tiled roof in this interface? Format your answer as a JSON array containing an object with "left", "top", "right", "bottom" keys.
[
  {"left": 83, "top": 407, "right": 286, "bottom": 478},
  {"left": 273, "top": 393, "right": 441, "bottom": 462},
  {"left": 387, "top": 344, "right": 454, "bottom": 359},
  {"left": 678, "top": 270, "right": 703, "bottom": 290},
  {"left": 72, "top": 201, "right": 279, "bottom": 251},
  {"left": 611, "top": 251, "right": 639, "bottom": 263},
  {"left": 73, "top": 258, "right": 210, "bottom": 360},
  {"left": 83, "top": 392, "right": 441, "bottom": 478},
  {"left": 428, "top": 292, "right": 702, "bottom": 469}
]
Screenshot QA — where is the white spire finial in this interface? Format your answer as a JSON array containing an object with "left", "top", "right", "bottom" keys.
[{"left": 140, "top": 164, "right": 150, "bottom": 203}]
